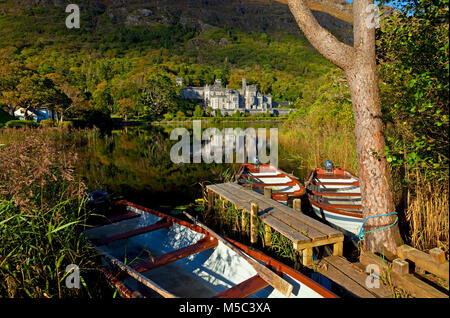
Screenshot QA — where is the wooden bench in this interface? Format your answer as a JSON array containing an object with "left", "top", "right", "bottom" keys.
[{"left": 206, "top": 182, "right": 344, "bottom": 266}]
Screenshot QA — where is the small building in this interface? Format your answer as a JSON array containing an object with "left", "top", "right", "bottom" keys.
[
  {"left": 14, "top": 107, "right": 54, "bottom": 123},
  {"left": 180, "top": 78, "right": 277, "bottom": 115}
]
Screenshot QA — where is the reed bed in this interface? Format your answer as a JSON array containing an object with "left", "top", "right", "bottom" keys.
[
  {"left": 0, "top": 127, "right": 109, "bottom": 298},
  {"left": 279, "top": 120, "right": 357, "bottom": 179},
  {"left": 406, "top": 172, "right": 449, "bottom": 256}
]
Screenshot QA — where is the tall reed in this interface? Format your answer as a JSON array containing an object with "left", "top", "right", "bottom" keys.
[
  {"left": 0, "top": 127, "right": 109, "bottom": 297},
  {"left": 406, "top": 171, "right": 449, "bottom": 256},
  {"left": 279, "top": 120, "right": 357, "bottom": 178}
]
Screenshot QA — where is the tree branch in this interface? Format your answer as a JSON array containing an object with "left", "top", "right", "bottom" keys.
[{"left": 286, "top": 0, "right": 356, "bottom": 70}]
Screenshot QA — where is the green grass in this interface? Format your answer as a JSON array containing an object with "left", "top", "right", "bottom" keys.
[{"left": 0, "top": 198, "right": 109, "bottom": 297}]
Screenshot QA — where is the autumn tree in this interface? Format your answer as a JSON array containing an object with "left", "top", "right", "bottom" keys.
[
  {"left": 140, "top": 74, "right": 179, "bottom": 120},
  {"left": 117, "top": 98, "right": 135, "bottom": 121},
  {"left": 1, "top": 72, "right": 71, "bottom": 122},
  {"left": 286, "top": 0, "right": 402, "bottom": 254}
]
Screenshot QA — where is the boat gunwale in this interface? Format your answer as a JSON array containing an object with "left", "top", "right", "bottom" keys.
[
  {"left": 237, "top": 164, "right": 306, "bottom": 198},
  {"left": 96, "top": 200, "right": 337, "bottom": 298},
  {"left": 308, "top": 198, "right": 363, "bottom": 219}
]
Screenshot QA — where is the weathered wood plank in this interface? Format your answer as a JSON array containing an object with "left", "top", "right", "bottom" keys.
[
  {"left": 93, "top": 219, "right": 173, "bottom": 246},
  {"left": 314, "top": 257, "right": 377, "bottom": 298},
  {"left": 221, "top": 183, "right": 327, "bottom": 241},
  {"left": 131, "top": 236, "right": 218, "bottom": 273},
  {"left": 397, "top": 244, "right": 449, "bottom": 280},
  {"left": 213, "top": 275, "right": 268, "bottom": 298},
  {"left": 324, "top": 256, "right": 392, "bottom": 298},
  {"left": 227, "top": 183, "right": 343, "bottom": 239},
  {"left": 259, "top": 213, "right": 311, "bottom": 245},
  {"left": 360, "top": 251, "right": 449, "bottom": 298}
]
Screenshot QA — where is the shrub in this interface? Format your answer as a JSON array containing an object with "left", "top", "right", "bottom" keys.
[
  {"left": 5, "top": 120, "right": 38, "bottom": 128},
  {"left": 40, "top": 119, "right": 56, "bottom": 127},
  {"left": 59, "top": 121, "right": 74, "bottom": 129}
]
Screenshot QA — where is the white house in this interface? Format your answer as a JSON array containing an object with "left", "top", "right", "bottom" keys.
[{"left": 13, "top": 107, "right": 54, "bottom": 123}]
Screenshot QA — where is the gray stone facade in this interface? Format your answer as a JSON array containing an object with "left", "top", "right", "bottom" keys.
[{"left": 180, "top": 78, "right": 279, "bottom": 115}]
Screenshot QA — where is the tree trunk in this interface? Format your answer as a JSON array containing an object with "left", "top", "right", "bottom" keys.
[
  {"left": 287, "top": 0, "right": 403, "bottom": 255},
  {"left": 346, "top": 56, "right": 402, "bottom": 254}
]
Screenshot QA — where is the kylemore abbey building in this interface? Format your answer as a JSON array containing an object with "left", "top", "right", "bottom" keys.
[{"left": 178, "top": 77, "right": 291, "bottom": 116}]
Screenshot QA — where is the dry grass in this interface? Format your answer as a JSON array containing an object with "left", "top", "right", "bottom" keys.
[
  {"left": 0, "top": 127, "right": 109, "bottom": 298},
  {"left": 279, "top": 120, "right": 357, "bottom": 178},
  {"left": 406, "top": 171, "right": 449, "bottom": 256}
]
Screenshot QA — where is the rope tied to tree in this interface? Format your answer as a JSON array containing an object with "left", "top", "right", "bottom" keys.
[{"left": 357, "top": 212, "right": 398, "bottom": 241}]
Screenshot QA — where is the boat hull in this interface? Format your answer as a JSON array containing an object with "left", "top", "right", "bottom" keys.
[
  {"left": 306, "top": 168, "right": 363, "bottom": 237},
  {"left": 236, "top": 163, "right": 305, "bottom": 205},
  {"left": 310, "top": 201, "right": 363, "bottom": 236},
  {"left": 85, "top": 201, "right": 336, "bottom": 298}
]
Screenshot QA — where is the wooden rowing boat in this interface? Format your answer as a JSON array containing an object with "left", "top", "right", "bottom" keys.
[
  {"left": 85, "top": 200, "right": 337, "bottom": 298},
  {"left": 236, "top": 163, "right": 306, "bottom": 205},
  {"left": 305, "top": 166, "right": 363, "bottom": 236}
]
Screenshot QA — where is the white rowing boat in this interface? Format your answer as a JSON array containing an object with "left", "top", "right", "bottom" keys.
[
  {"left": 85, "top": 200, "right": 337, "bottom": 298},
  {"left": 236, "top": 163, "right": 306, "bottom": 205},
  {"left": 305, "top": 164, "right": 363, "bottom": 237}
]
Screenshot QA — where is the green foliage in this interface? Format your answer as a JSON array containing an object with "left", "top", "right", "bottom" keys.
[
  {"left": 39, "top": 119, "right": 56, "bottom": 127},
  {"left": 193, "top": 104, "right": 205, "bottom": 118},
  {"left": 0, "top": 6, "right": 339, "bottom": 124},
  {"left": 5, "top": 120, "right": 37, "bottom": 128},
  {"left": 140, "top": 73, "right": 180, "bottom": 120},
  {"left": 377, "top": 0, "right": 449, "bottom": 179}
]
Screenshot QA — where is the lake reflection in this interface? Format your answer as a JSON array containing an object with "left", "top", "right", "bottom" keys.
[{"left": 76, "top": 121, "right": 299, "bottom": 211}]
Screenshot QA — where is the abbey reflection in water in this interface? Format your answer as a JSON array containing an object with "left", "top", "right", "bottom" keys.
[{"left": 75, "top": 121, "right": 301, "bottom": 211}]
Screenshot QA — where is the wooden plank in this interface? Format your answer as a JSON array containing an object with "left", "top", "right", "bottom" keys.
[
  {"left": 228, "top": 183, "right": 343, "bottom": 239},
  {"left": 391, "top": 271, "right": 449, "bottom": 298},
  {"left": 429, "top": 248, "right": 446, "bottom": 265},
  {"left": 184, "top": 212, "right": 294, "bottom": 297},
  {"left": 95, "top": 212, "right": 141, "bottom": 226},
  {"left": 91, "top": 244, "right": 178, "bottom": 298},
  {"left": 294, "top": 235, "right": 343, "bottom": 250},
  {"left": 94, "top": 219, "right": 173, "bottom": 245},
  {"left": 250, "top": 203, "right": 259, "bottom": 244},
  {"left": 221, "top": 183, "right": 326, "bottom": 241},
  {"left": 324, "top": 256, "right": 392, "bottom": 298},
  {"left": 213, "top": 275, "right": 269, "bottom": 298},
  {"left": 314, "top": 258, "right": 377, "bottom": 298},
  {"left": 100, "top": 266, "right": 144, "bottom": 298},
  {"left": 209, "top": 184, "right": 252, "bottom": 212},
  {"left": 397, "top": 244, "right": 449, "bottom": 280},
  {"left": 254, "top": 212, "right": 311, "bottom": 246},
  {"left": 360, "top": 251, "right": 449, "bottom": 298},
  {"left": 131, "top": 236, "right": 218, "bottom": 273}
]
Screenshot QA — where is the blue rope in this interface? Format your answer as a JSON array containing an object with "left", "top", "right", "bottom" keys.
[{"left": 357, "top": 212, "right": 398, "bottom": 241}]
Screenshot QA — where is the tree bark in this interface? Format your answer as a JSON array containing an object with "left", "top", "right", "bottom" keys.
[{"left": 287, "top": 0, "right": 403, "bottom": 255}]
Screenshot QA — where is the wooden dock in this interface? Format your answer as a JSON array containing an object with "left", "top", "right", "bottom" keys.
[
  {"left": 206, "top": 182, "right": 344, "bottom": 266},
  {"left": 314, "top": 256, "right": 392, "bottom": 298}
]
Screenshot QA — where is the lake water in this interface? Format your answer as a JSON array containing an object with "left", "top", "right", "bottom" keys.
[{"left": 75, "top": 121, "right": 303, "bottom": 212}]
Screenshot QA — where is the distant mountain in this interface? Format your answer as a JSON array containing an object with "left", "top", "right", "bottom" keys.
[{"left": 1, "top": 0, "right": 355, "bottom": 44}]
